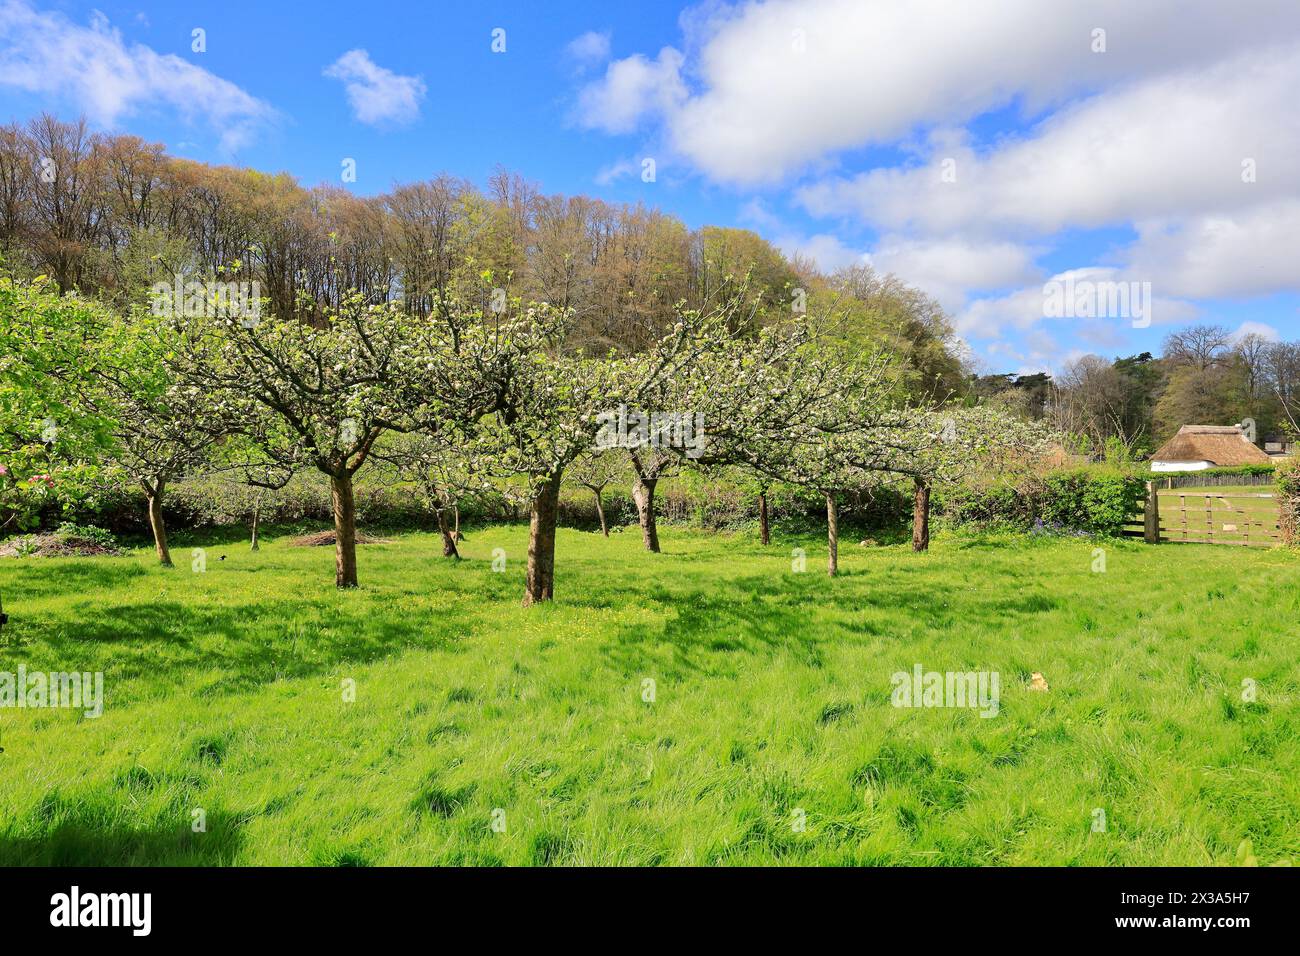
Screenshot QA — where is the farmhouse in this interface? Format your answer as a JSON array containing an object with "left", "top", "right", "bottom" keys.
[{"left": 1149, "top": 424, "right": 1273, "bottom": 472}]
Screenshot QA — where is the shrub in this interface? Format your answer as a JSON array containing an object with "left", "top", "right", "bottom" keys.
[
  {"left": 54, "top": 521, "right": 119, "bottom": 549},
  {"left": 936, "top": 468, "right": 1146, "bottom": 537},
  {"left": 1038, "top": 469, "right": 1147, "bottom": 536},
  {"left": 1277, "top": 458, "right": 1299, "bottom": 546}
]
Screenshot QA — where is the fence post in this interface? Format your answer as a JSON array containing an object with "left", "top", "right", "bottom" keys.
[{"left": 1144, "top": 481, "right": 1160, "bottom": 544}]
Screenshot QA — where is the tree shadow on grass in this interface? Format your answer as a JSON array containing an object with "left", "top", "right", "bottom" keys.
[
  {"left": 590, "top": 569, "right": 1068, "bottom": 678},
  {"left": 0, "top": 560, "right": 147, "bottom": 600},
  {"left": 2, "top": 594, "right": 481, "bottom": 699},
  {"left": 0, "top": 806, "right": 244, "bottom": 866}
]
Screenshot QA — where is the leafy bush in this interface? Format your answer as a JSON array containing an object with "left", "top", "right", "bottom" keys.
[
  {"left": 54, "top": 521, "right": 118, "bottom": 549},
  {"left": 1039, "top": 469, "right": 1147, "bottom": 536},
  {"left": 937, "top": 468, "right": 1146, "bottom": 537},
  {"left": 1277, "top": 458, "right": 1299, "bottom": 546}
]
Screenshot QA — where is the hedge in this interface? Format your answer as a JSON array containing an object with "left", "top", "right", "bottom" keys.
[
  {"left": 936, "top": 468, "right": 1147, "bottom": 537},
  {"left": 16, "top": 465, "right": 1147, "bottom": 542}
]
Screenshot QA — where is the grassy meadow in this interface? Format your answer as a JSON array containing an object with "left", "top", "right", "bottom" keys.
[{"left": 0, "top": 524, "right": 1297, "bottom": 866}]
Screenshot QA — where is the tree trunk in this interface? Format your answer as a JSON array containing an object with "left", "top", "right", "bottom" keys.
[
  {"left": 758, "top": 491, "right": 770, "bottom": 545},
  {"left": 436, "top": 507, "right": 460, "bottom": 558},
  {"left": 593, "top": 488, "right": 609, "bottom": 536},
  {"left": 523, "top": 472, "right": 562, "bottom": 606},
  {"left": 633, "top": 477, "right": 660, "bottom": 552},
  {"left": 330, "top": 472, "right": 359, "bottom": 589},
  {"left": 250, "top": 493, "right": 261, "bottom": 551},
  {"left": 145, "top": 480, "right": 172, "bottom": 567},
  {"left": 826, "top": 491, "right": 838, "bottom": 577},
  {"left": 912, "top": 478, "right": 931, "bottom": 552},
  {"left": 453, "top": 504, "right": 462, "bottom": 542}
]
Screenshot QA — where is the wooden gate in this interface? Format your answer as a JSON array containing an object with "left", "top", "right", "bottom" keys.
[{"left": 1126, "top": 483, "right": 1281, "bottom": 547}]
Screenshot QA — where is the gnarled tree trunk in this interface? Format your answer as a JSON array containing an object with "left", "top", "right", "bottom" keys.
[
  {"left": 435, "top": 506, "right": 460, "bottom": 558},
  {"left": 330, "top": 471, "right": 359, "bottom": 588},
  {"left": 912, "top": 478, "right": 931, "bottom": 552},
  {"left": 593, "top": 488, "right": 609, "bottom": 536},
  {"left": 143, "top": 478, "right": 172, "bottom": 567},
  {"left": 826, "top": 491, "right": 838, "bottom": 577},
  {"left": 758, "top": 490, "right": 770, "bottom": 545},
  {"left": 523, "top": 471, "right": 562, "bottom": 606},
  {"left": 633, "top": 476, "right": 660, "bottom": 552}
]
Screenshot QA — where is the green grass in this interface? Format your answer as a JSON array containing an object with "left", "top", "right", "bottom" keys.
[{"left": 0, "top": 525, "right": 1297, "bottom": 866}]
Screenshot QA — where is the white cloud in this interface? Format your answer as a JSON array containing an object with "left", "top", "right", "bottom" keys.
[
  {"left": 573, "top": 47, "right": 686, "bottom": 134},
  {"left": 773, "top": 232, "right": 864, "bottom": 272},
  {"left": 1120, "top": 202, "right": 1300, "bottom": 300},
  {"left": 865, "top": 236, "right": 1039, "bottom": 312},
  {"left": 955, "top": 267, "right": 1199, "bottom": 341},
  {"left": 594, "top": 157, "right": 638, "bottom": 185},
  {"left": 566, "top": 31, "right": 612, "bottom": 70},
  {"left": 1231, "top": 321, "right": 1280, "bottom": 343},
  {"left": 797, "top": 43, "right": 1300, "bottom": 236},
  {"left": 324, "top": 49, "right": 426, "bottom": 126},
  {"left": 0, "top": 0, "right": 276, "bottom": 151},
  {"left": 575, "top": 0, "right": 1300, "bottom": 185}
]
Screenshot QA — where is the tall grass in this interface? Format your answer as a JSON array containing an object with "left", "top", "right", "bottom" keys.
[{"left": 0, "top": 526, "right": 1296, "bottom": 865}]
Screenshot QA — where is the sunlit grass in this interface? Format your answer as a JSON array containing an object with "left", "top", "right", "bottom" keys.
[{"left": 0, "top": 524, "right": 1296, "bottom": 865}]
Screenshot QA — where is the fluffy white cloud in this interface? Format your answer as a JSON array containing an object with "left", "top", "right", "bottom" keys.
[
  {"left": 773, "top": 232, "right": 864, "bottom": 272},
  {"left": 1232, "top": 321, "right": 1280, "bottom": 343},
  {"left": 797, "top": 43, "right": 1300, "bottom": 235},
  {"left": 0, "top": 0, "right": 276, "bottom": 151},
  {"left": 574, "top": 0, "right": 1300, "bottom": 184},
  {"left": 955, "top": 267, "right": 1199, "bottom": 341},
  {"left": 865, "top": 236, "right": 1039, "bottom": 312},
  {"left": 1121, "top": 202, "right": 1300, "bottom": 300},
  {"left": 575, "top": 47, "right": 686, "bottom": 134},
  {"left": 324, "top": 49, "right": 426, "bottom": 126}
]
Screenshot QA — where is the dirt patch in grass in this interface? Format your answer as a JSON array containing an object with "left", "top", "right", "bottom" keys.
[
  {"left": 0, "top": 533, "right": 122, "bottom": 558},
  {"left": 287, "top": 530, "right": 389, "bottom": 547}
]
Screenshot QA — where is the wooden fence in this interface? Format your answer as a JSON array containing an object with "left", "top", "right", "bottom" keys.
[
  {"left": 1123, "top": 482, "right": 1281, "bottom": 547},
  {"left": 1157, "top": 472, "right": 1276, "bottom": 489}
]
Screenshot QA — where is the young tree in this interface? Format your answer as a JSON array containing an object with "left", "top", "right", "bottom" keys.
[
  {"left": 686, "top": 319, "right": 894, "bottom": 576},
  {"left": 382, "top": 432, "right": 484, "bottom": 558},
  {"left": 174, "top": 294, "right": 426, "bottom": 587},
  {"left": 81, "top": 311, "right": 229, "bottom": 565},
  {"left": 0, "top": 277, "right": 107, "bottom": 533},
  {"left": 566, "top": 449, "right": 625, "bottom": 537},
  {"left": 848, "top": 407, "right": 1056, "bottom": 552},
  {"left": 476, "top": 297, "right": 732, "bottom": 605}
]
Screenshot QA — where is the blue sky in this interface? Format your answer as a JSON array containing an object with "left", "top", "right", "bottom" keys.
[{"left": 2, "top": 0, "right": 1298, "bottom": 375}]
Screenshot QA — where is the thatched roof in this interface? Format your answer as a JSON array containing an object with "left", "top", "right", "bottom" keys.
[{"left": 1151, "top": 425, "right": 1273, "bottom": 466}]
